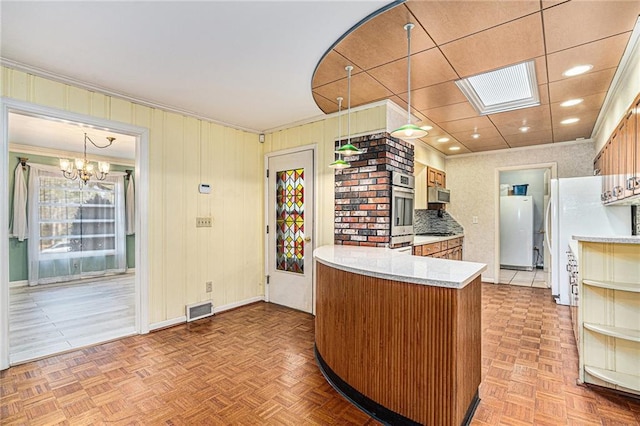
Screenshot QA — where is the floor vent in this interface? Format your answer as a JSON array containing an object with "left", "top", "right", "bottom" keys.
[{"left": 186, "top": 301, "right": 214, "bottom": 322}]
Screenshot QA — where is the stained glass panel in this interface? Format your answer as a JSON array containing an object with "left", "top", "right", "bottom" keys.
[{"left": 276, "top": 168, "right": 304, "bottom": 274}]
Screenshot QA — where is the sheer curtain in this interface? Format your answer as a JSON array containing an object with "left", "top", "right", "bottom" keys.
[{"left": 24, "top": 164, "right": 127, "bottom": 286}]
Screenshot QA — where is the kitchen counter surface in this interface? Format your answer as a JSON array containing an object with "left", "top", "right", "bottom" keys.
[
  {"left": 413, "top": 233, "right": 464, "bottom": 245},
  {"left": 573, "top": 235, "right": 640, "bottom": 244},
  {"left": 314, "top": 244, "right": 486, "bottom": 289}
]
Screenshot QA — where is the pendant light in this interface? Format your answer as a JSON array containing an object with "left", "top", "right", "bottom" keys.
[
  {"left": 329, "top": 96, "right": 350, "bottom": 169},
  {"left": 335, "top": 65, "right": 362, "bottom": 156},
  {"left": 391, "top": 23, "right": 428, "bottom": 140}
]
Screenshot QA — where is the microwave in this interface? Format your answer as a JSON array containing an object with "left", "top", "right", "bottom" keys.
[{"left": 428, "top": 186, "right": 450, "bottom": 203}]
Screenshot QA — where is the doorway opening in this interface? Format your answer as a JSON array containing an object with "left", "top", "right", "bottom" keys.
[
  {"left": 1, "top": 99, "right": 150, "bottom": 369},
  {"left": 494, "top": 163, "right": 557, "bottom": 287}
]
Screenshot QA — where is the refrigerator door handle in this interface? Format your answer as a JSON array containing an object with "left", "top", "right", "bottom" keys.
[{"left": 544, "top": 198, "right": 552, "bottom": 252}]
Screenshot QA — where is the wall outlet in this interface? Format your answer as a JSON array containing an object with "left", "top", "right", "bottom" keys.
[
  {"left": 196, "top": 217, "right": 213, "bottom": 227},
  {"left": 206, "top": 281, "right": 213, "bottom": 292},
  {"left": 472, "top": 216, "right": 478, "bottom": 224}
]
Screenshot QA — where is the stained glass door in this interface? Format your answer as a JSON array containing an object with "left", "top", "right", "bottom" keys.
[{"left": 267, "top": 149, "right": 314, "bottom": 313}]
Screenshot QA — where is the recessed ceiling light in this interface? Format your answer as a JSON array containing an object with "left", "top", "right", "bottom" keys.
[
  {"left": 471, "top": 133, "right": 480, "bottom": 139},
  {"left": 437, "top": 137, "right": 450, "bottom": 143},
  {"left": 420, "top": 125, "right": 433, "bottom": 131},
  {"left": 562, "top": 65, "right": 593, "bottom": 77},
  {"left": 560, "top": 98, "right": 584, "bottom": 107},
  {"left": 519, "top": 126, "right": 530, "bottom": 133},
  {"left": 455, "top": 60, "right": 540, "bottom": 115},
  {"left": 561, "top": 118, "right": 580, "bottom": 125},
  {"left": 449, "top": 146, "right": 461, "bottom": 151}
]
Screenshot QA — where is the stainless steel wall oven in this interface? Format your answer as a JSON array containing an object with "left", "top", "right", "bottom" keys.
[{"left": 390, "top": 171, "right": 415, "bottom": 246}]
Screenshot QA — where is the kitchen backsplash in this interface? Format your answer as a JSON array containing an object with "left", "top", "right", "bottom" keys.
[{"left": 414, "top": 209, "right": 464, "bottom": 235}]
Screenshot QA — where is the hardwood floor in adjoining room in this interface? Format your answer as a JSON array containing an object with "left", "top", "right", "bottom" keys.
[{"left": 2, "top": 285, "right": 639, "bottom": 425}]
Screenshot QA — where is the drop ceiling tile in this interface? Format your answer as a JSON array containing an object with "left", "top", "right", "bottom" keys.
[
  {"left": 546, "top": 34, "right": 631, "bottom": 83},
  {"left": 465, "top": 141, "right": 511, "bottom": 152},
  {"left": 406, "top": 81, "right": 468, "bottom": 111},
  {"left": 553, "top": 121, "right": 596, "bottom": 143},
  {"left": 548, "top": 68, "right": 616, "bottom": 104},
  {"left": 489, "top": 105, "right": 552, "bottom": 134},
  {"left": 313, "top": 72, "right": 393, "bottom": 109},
  {"left": 451, "top": 126, "right": 503, "bottom": 143},
  {"left": 312, "top": 50, "right": 363, "bottom": 89},
  {"left": 368, "top": 48, "right": 458, "bottom": 93},
  {"left": 534, "top": 56, "right": 548, "bottom": 85},
  {"left": 542, "top": 0, "right": 569, "bottom": 9},
  {"left": 440, "top": 13, "right": 545, "bottom": 78},
  {"left": 446, "top": 146, "right": 472, "bottom": 155},
  {"left": 407, "top": 0, "right": 540, "bottom": 45},
  {"left": 422, "top": 102, "right": 479, "bottom": 123},
  {"left": 503, "top": 129, "right": 553, "bottom": 146},
  {"left": 420, "top": 134, "right": 459, "bottom": 146},
  {"left": 550, "top": 92, "right": 607, "bottom": 119},
  {"left": 462, "top": 136, "right": 509, "bottom": 149},
  {"left": 538, "top": 84, "right": 550, "bottom": 106},
  {"left": 543, "top": 1, "right": 640, "bottom": 53},
  {"left": 439, "top": 116, "right": 495, "bottom": 134},
  {"left": 334, "top": 4, "right": 435, "bottom": 71},
  {"left": 313, "top": 93, "right": 340, "bottom": 114},
  {"left": 553, "top": 110, "right": 599, "bottom": 129}
]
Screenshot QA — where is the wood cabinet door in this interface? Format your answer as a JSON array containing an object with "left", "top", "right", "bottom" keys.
[
  {"left": 625, "top": 108, "right": 636, "bottom": 198},
  {"left": 435, "top": 170, "right": 446, "bottom": 188},
  {"left": 602, "top": 141, "right": 611, "bottom": 203},
  {"left": 427, "top": 167, "right": 437, "bottom": 187},
  {"left": 413, "top": 245, "right": 423, "bottom": 256}
]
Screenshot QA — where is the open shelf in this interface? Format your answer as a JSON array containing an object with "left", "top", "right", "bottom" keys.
[
  {"left": 583, "top": 323, "right": 640, "bottom": 342},
  {"left": 584, "top": 366, "right": 640, "bottom": 392},
  {"left": 583, "top": 279, "right": 640, "bottom": 293}
]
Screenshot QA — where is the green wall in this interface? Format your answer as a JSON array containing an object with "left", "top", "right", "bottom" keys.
[{"left": 8, "top": 151, "right": 136, "bottom": 282}]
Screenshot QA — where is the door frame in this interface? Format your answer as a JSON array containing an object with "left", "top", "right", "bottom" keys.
[
  {"left": 493, "top": 162, "right": 557, "bottom": 284},
  {"left": 0, "top": 97, "right": 150, "bottom": 369},
  {"left": 264, "top": 144, "right": 317, "bottom": 315}
]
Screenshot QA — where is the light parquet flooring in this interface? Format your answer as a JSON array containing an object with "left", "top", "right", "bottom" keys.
[
  {"left": 2, "top": 284, "right": 639, "bottom": 425},
  {"left": 9, "top": 274, "right": 135, "bottom": 364}
]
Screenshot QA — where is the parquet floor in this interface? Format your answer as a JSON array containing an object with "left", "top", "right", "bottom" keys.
[{"left": 2, "top": 284, "right": 639, "bottom": 425}]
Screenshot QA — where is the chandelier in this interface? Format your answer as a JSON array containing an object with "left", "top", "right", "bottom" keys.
[{"left": 59, "top": 132, "right": 115, "bottom": 184}]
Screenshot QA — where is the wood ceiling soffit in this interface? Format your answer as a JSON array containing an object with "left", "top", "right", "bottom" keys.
[
  {"left": 422, "top": 102, "right": 479, "bottom": 124},
  {"left": 439, "top": 13, "right": 545, "bottom": 78},
  {"left": 545, "top": 33, "right": 632, "bottom": 83},
  {"left": 406, "top": 0, "right": 540, "bottom": 45},
  {"left": 312, "top": 50, "right": 363, "bottom": 89},
  {"left": 403, "top": 81, "right": 467, "bottom": 111},
  {"left": 333, "top": 4, "right": 434, "bottom": 71},
  {"left": 439, "top": 116, "right": 495, "bottom": 134},
  {"left": 549, "top": 92, "right": 607, "bottom": 119},
  {"left": 543, "top": 1, "right": 640, "bottom": 54},
  {"left": 548, "top": 68, "right": 616, "bottom": 104},
  {"left": 367, "top": 48, "right": 458, "bottom": 94},
  {"left": 503, "top": 129, "right": 553, "bottom": 146},
  {"left": 313, "top": 72, "right": 393, "bottom": 109},
  {"left": 313, "top": 93, "right": 340, "bottom": 114}
]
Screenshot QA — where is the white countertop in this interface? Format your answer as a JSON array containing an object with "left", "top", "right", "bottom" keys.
[
  {"left": 313, "top": 245, "right": 486, "bottom": 289},
  {"left": 573, "top": 235, "right": 640, "bottom": 244},
  {"left": 414, "top": 234, "right": 464, "bottom": 245}
]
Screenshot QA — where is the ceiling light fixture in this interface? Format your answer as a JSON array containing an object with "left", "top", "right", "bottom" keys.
[
  {"left": 437, "top": 137, "right": 450, "bottom": 143},
  {"left": 560, "top": 98, "right": 584, "bottom": 107},
  {"left": 329, "top": 96, "right": 350, "bottom": 170},
  {"left": 449, "top": 146, "right": 461, "bottom": 151},
  {"left": 455, "top": 60, "right": 540, "bottom": 115},
  {"left": 471, "top": 127, "right": 480, "bottom": 139},
  {"left": 562, "top": 65, "right": 593, "bottom": 77},
  {"left": 519, "top": 126, "right": 530, "bottom": 133},
  {"left": 59, "top": 132, "right": 114, "bottom": 185},
  {"left": 561, "top": 118, "right": 580, "bottom": 125},
  {"left": 420, "top": 125, "right": 433, "bottom": 131},
  {"left": 335, "top": 66, "right": 362, "bottom": 157},
  {"left": 390, "top": 23, "right": 428, "bottom": 140}
]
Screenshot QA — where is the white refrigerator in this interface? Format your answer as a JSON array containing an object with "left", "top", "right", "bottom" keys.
[
  {"left": 500, "top": 195, "right": 534, "bottom": 270},
  {"left": 547, "top": 176, "right": 631, "bottom": 306}
]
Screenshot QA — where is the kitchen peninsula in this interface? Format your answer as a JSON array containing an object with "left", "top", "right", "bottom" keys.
[{"left": 314, "top": 245, "right": 486, "bottom": 425}]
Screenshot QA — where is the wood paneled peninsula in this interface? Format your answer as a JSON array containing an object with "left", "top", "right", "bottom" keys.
[{"left": 313, "top": 245, "right": 486, "bottom": 426}]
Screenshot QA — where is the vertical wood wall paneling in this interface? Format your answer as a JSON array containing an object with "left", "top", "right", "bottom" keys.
[
  {"left": 316, "top": 263, "right": 481, "bottom": 425},
  {"left": 32, "top": 76, "right": 64, "bottom": 108},
  {"left": 184, "top": 116, "right": 201, "bottom": 304},
  {"left": 209, "top": 122, "right": 226, "bottom": 306}
]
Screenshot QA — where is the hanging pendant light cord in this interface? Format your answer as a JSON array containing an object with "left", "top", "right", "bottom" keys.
[
  {"left": 405, "top": 23, "right": 414, "bottom": 125},
  {"left": 346, "top": 65, "right": 353, "bottom": 144},
  {"left": 337, "top": 97, "right": 343, "bottom": 151}
]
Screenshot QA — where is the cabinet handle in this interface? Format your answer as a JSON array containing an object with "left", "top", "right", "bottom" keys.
[{"left": 613, "top": 186, "right": 623, "bottom": 197}]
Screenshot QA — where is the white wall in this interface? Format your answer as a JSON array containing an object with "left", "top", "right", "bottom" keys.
[{"left": 446, "top": 141, "right": 596, "bottom": 282}]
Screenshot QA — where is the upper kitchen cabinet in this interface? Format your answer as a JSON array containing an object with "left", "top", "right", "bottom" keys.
[
  {"left": 597, "top": 92, "right": 640, "bottom": 204},
  {"left": 427, "top": 166, "right": 446, "bottom": 188}
]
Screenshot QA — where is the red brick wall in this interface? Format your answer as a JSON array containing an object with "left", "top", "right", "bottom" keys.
[{"left": 334, "top": 133, "right": 414, "bottom": 247}]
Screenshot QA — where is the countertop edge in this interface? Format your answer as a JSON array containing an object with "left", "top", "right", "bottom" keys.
[{"left": 573, "top": 235, "right": 640, "bottom": 244}]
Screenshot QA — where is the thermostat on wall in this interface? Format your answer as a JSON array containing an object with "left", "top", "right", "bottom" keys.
[{"left": 199, "top": 184, "right": 212, "bottom": 194}]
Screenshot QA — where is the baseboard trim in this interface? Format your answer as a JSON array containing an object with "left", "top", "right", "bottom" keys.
[
  {"left": 9, "top": 280, "right": 27, "bottom": 288},
  {"left": 148, "top": 296, "right": 265, "bottom": 332}
]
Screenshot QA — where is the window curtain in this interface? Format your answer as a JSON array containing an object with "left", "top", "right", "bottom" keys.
[
  {"left": 126, "top": 175, "right": 135, "bottom": 235},
  {"left": 25, "top": 164, "right": 127, "bottom": 286},
  {"left": 9, "top": 163, "right": 28, "bottom": 241}
]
